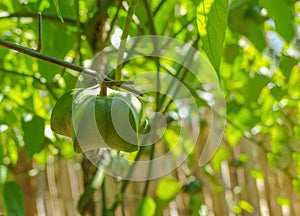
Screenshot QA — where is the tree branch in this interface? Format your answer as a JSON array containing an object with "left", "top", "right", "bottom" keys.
[{"left": 0, "top": 39, "right": 143, "bottom": 96}]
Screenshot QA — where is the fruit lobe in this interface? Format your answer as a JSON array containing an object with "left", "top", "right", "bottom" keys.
[{"left": 51, "top": 89, "right": 139, "bottom": 152}]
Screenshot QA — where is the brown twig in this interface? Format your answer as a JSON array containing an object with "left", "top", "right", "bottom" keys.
[
  {"left": 37, "top": 12, "right": 42, "bottom": 52},
  {"left": 0, "top": 39, "right": 143, "bottom": 96}
]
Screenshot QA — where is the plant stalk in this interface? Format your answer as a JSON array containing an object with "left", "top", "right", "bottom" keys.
[{"left": 115, "top": 0, "right": 139, "bottom": 80}]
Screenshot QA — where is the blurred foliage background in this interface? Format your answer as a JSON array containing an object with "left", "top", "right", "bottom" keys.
[{"left": 0, "top": 0, "right": 300, "bottom": 215}]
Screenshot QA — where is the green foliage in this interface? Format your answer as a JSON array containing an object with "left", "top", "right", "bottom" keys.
[
  {"left": 137, "top": 197, "right": 156, "bottom": 216},
  {"left": 51, "top": 0, "right": 64, "bottom": 22},
  {"left": 197, "top": 0, "right": 229, "bottom": 75},
  {"left": 155, "top": 177, "right": 181, "bottom": 215},
  {"left": 276, "top": 196, "right": 290, "bottom": 207},
  {"left": 239, "top": 200, "right": 254, "bottom": 213},
  {"left": 260, "top": 0, "right": 296, "bottom": 42},
  {"left": 229, "top": 1, "right": 267, "bottom": 51},
  {"left": 156, "top": 177, "right": 181, "bottom": 201},
  {"left": 3, "top": 181, "right": 25, "bottom": 216},
  {"left": 22, "top": 115, "right": 45, "bottom": 157},
  {"left": 0, "top": 0, "right": 300, "bottom": 215}
]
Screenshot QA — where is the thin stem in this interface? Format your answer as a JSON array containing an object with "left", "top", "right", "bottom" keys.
[
  {"left": 115, "top": 0, "right": 139, "bottom": 80},
  {"left": 101, "top": 177, "right": 107, "bottom": 214},
  {"left": 120, "top": 2, "right": 144, "bottom": 35},
  {"left": 142, "top": 0, "right": 160, "bottom": 199},
  {"left": 161, "top": 69, "right": 189, "bottom": 115},
  {"left": 142, "top": 145, "right": 155, "bottom": 197},
  {"left": 121, "top": 199, "right": 126, "bottom": 216},
  {"left": 0, "top": 39, "right": 143, "bottom": 96},
  {"left": 153, "top": 0, "right": 166, "bottom": 16},
  {"left": 3, "top": 94, "right": 41, "bottom": 115},
  {"left": 0, "top": 68, "right": 58, "bottom": 100},
  {"left": 109, "top": 148, "right": 144, "bottom": 211},
  {"left": 75, "top": 0, "right": 83, "bottom": 65},
  {"left": 0, "top": 39, "right": 85, "bottom": 72},
  {"left": 37, "top": 12, "right": 42, "bottom": 52},
  {"left": 14, "top": 167, "right": 44, "bottom": 181},
  {"left": 0, "top": 12, "right": 77, "bottom": 25},
  {"left": 143, "top": 0, "right": 160, "bottom": 108},
  {"left": 227, "top": 119, "right": 270, "bottom": 153},
  {"left": 101, "top": 80, "right": 135, "bottom": 87},
  {"left": 105, "top": 0, "right": 123, "bottom": 43},
  {"left": 110, "top": 128, "right": 167, "bottom": 211},
  {"left": 143, "top": 0, "right": 156, "bottom": 35},
  {"left": 171, "top": 17, "right": 196, "bottom": 39},
  {"left": 160, "top": 36, "right": 199, "bottom": 114}
]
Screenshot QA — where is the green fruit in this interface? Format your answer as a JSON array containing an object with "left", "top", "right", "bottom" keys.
[
  {"left": 51, "top": 89, "right": 139, "bottom": 152},
  {"left": 50, "top": 90, "right": 75, "bottom": 137}
]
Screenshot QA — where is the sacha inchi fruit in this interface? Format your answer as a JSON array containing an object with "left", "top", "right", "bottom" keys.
[{"left": 51, "top": 89, "right": 139, "bottom": 152}]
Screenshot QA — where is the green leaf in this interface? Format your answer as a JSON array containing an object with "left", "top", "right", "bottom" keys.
[
  {"left": 224, "top": 43, "right": 240, "bottom": 64},
  {"left": 260, "top": 0, "right": 296, "bottom": 42},
  {"left": 163, "top": 123, "right": 195, "bottom": 158},
  {"left": 270, "top": 86, "right": 286, "bottom": 101},
  {"left": 240, "top": 74, "right": 269, "bottom": 106},
  {"left": 4, "top": 181, "right": 25, "bottom": 216},
  {"left": 229, "top": 3, "right": 267, "bottom": 51},
  {"left": 251, "top": 169, "right": 264, "bottom": 179},
  {"left": 197, "top": 0, "right": 229, "bottom": 76},
  {"left": 239, "top": 200, "right": 254, "bottom": 213},
  {"left": 0, "top": 165, "right": 7, "bottom": 184},
  {"left": 182, "top": 177, "right": 203, "bottom": 194},
  {"left": 155, "top": 177, "right": 181, "bottom": 215},
  {"left": 211, "top": 146, "right": 230, "bottom": 171},
  {"left": 38, "top": 20, "right": 76, "bottom": 83},
  {"left": 279, "top": 55, "right": 298, "bottom": 79},
  {"left": 22, "top": 115, "right": 45, "bottom": 157},
  {"left": 52, "top": 0, "right": 64, "bottom": 22},
  {"left": 228, "top": 107, "right": 257, "bottom": 130},
  {"left": 225, "top": 124, "right": 243, "bottom": 146},
  {"left": 7, "top": 139, "right": 18, "bottom": 166},
  {"left": 156, "top": 177, "right": 181, "bottom": 202},
  {"left": 276, "top": 196, "right": 290, "bottom": 207},
  {"left": 189, "top": 194, "right": 204, "bottom": 216},
  {"left": 137, "top": 197, "right": 156, "bottom": 216}
]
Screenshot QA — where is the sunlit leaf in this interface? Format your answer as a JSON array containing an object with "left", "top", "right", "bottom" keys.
[
  {"left": 137, "top": 197, "right": 156, "bottom": 216},
  {"left": 240, "top": 74, "right": 269, "bottom": 106},
  {"left": 239, "top": 200, "right": 254, "bottom": 213},
  {"left": 52, "top": 0, "right": 64, "bottom": 22},
  {"left": 211, "top": 146, "right": 230, "bottom": 171},
  {"left": 225, "top": 125, "right": 243, "bottom": 146},
  {"left": 251, "top": 169, "right": 264, "bottom": 179},
  {"left": 156, "top": 177, "right": 181, "bottom": 201},
  {"left": 0, "top": 165, "right": 7, "bottom": 184},
  {"left": 197, "top": 0, "right": 229, "bottom": 76},
  {"left": 276, "top": 196, "right": 290, "bottom": 207}
]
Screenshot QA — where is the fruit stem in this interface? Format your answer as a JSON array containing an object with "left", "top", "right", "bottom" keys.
[{"left": 100, "top": 86, "right": 107, "bottom": 96}]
